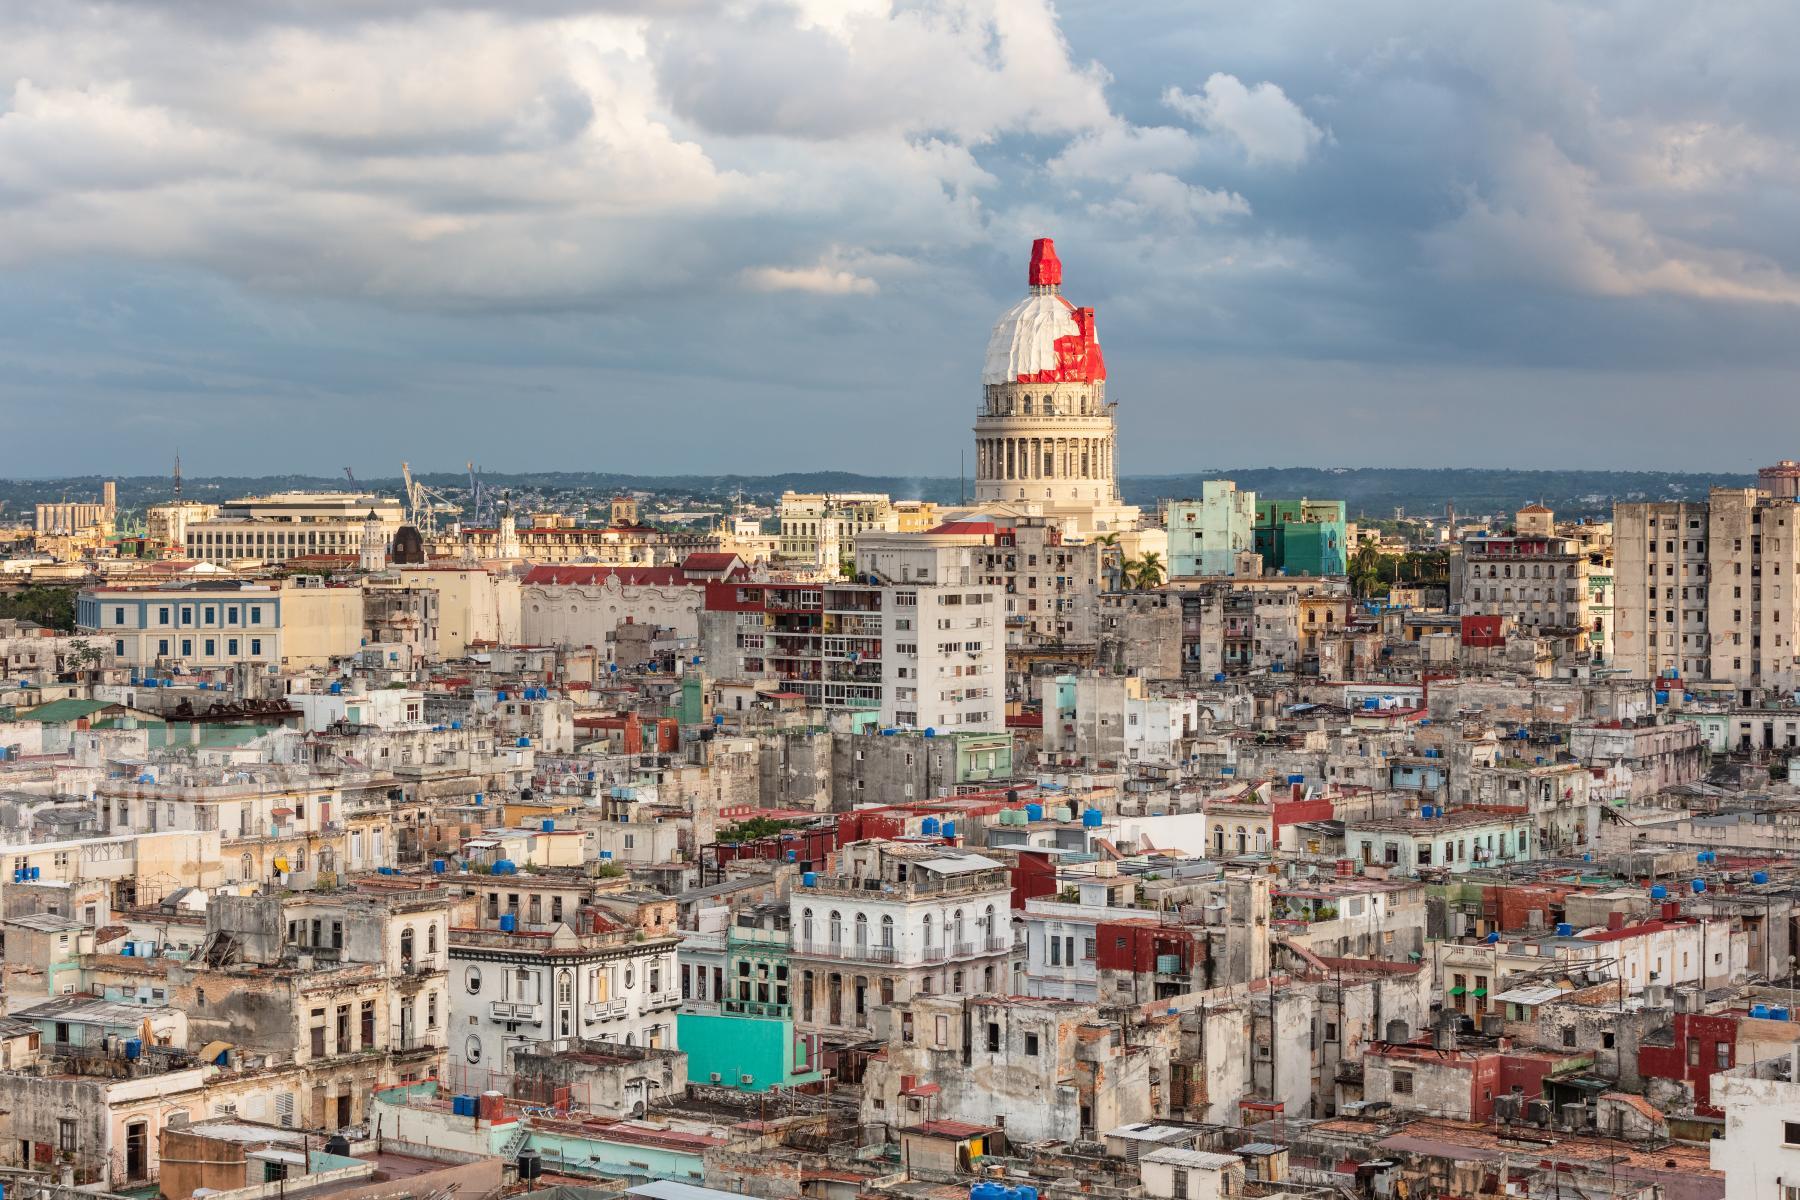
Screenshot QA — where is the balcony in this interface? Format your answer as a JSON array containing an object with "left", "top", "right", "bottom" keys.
[
  {"left": 584, "top": 998, "right": 628, "bottom": 1021},
  {"left": 645, "top": 988, "right": 683, "bottom": 1009},
  {"left": 489, "top": 1000, "right": 542, "bottom": 1023},
  {"left": 392, "top": 1027, "right": 447, "bottom": 1053}
]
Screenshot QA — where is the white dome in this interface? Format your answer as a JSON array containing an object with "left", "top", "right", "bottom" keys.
[{"left": 982, "top": 292, "right": 1080, "bottom": 386}]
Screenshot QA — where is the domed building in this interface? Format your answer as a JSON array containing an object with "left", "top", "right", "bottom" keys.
[{"left": 974, "top": 238, "right": 1139, "bottom": 533}]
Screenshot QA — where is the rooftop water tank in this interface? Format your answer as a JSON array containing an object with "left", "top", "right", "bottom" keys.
[
  {"left": 541, "top": 819, "right": 555, "bottom": 832},
  {"left": 1485, "top": 932, "right": 1500, "bottom": 944},
  {"left": 1025, "top": 803, "right": 1044, "bottom": 822},
  {"left": 1755, "top": 871, "right": 1771, "bottom": 884},
  {"left": 921, "top": 817, "right": 940, "bottom": 835},
  {"left": 1753, "top": 1003, "right": 1772, "bottom": 1018},
  {"left": 432, "top": 860, "right": 447, "bottom": 874},
  {"left": 492, "top": 859, "right": 516, "bottom": 875},
  {"left": 941, "top": 821, "right": 956, "bottom": 839},
  {"left": 499, "top": 914, "right": 516, "bottom": 931},
  {"left": 1650, "top": 884, "right": 1668, "bottom": 899},
  {"left": 1555, "top": 923, "right": 1574, "bottom": 936},
  {"left": 1691, "top": 878, "right": 1707, "bottom": 893},
  {"left": 802, "top": 872, "right": 818, "bottom": 888},
  {"left": 1082, "top": 808, "right": 1104, "bottom": 828}
]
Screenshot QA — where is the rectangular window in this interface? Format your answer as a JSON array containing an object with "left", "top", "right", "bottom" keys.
[
  {"left": 1392, "top": 1070, "right": 1414, "bottom": 1095},
  {"left": 250, "top": 638, "right": 262, "bottom": 655}
]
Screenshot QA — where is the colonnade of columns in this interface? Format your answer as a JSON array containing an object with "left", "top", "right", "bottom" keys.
[{"left": 975, "top": 435, "right": 1112, "bottom": 483}]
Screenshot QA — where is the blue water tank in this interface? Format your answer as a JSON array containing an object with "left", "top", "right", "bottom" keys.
[
  {"left": 1213, "top": 673, "right": 1227, "bottom": 682},
  {"left": 121, "top": 941, "right": 134, "bottom": 957},
  {"left": 1017, "top": 1187, "right": 1038, "bottom": 1200},
  {"left": 1692, "top": 878, "right": 1707, "bottom": 893},
  {"left": 924, "top": 728, "right": 936, "bottom": 738},
  {"left": 713, "top": 715, "right": 724, "bottom": 726},
  {"left": 1363, "top": 698, "right": 1378, "bottom": 710},
  {"left": 1082, "top": 808, "right": 1104, "bottom": 828},
  {"left": 1650, "top": 884, "right": 1668, "bottom": 899},
  {"left": 1025, "top": 804, "right": 1044, "bottom": 822},
  {"left": 786, "top": 850, "right": 798, "bottom": 861},
  {"left": 1655, "top": 690, "right": 1669, "bottom": 704},
  {"left": 942, "top": 821, "right": 956, "bottom": 839},
  {"left": 541, "top": 819, "right": 555, "bottom": 832},
  {"left": 802, "top": 871, "right": 818, "bottom": 887},
  {"left": 1753, "top": 1003, "right": 1772, "bottom": 1018},
  {"left": 517, "top": 736, "right": 531, "bottom": 747},
  {"left": 497, "top": 691, "right": 508, "bottom": 701},
  {"left": 1421, "top": 805, "right": 1436, "bottom": 819},
  {"left": 499, "top": 913, "right": 516, "bottom": 931},
  {"left": 1755, "top": 871, "right": 1771, "bottom": 884},
  {"left": 1485, "top": 932, "right": 1500, "bottom": 944},
  {"left": 473, "top": 793, "right": 484, "bottom": 806},
  {"left": 921, "top": 817, "right": 940, "bottom": 835},
  {"left": 1287, "top": 774, "right": 1305, "bottom": 784},
  {"left": 124, "top": 1038, "right": 141, "bottom": 1061},
  {"left": 492, "top": 859, "right": 516, "bottom": 875},
  {"left": 451, "top": 720, "right": 462, "bottom": 730},
  {"left": 328, "top": 681, "right": 342, "bottom": 695},
  {"left": 1697, "top": 851, "right": 1709, "bottom": 864},
  {"left": 432, "top": 860, "right": 447, "bottom": 874},
  {"left": 1775, "top": 1007, "right": 1791, "bottom": 1021},
  {"left": 1555, "top": 923, "right": 1574, "bottom": 936},
  {"left": 29, "top": 867, "right": 39, "bottom": 880}
]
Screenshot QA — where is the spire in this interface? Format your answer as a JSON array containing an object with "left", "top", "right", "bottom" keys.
[
  {"left": 1028, "top": 238, "right": 1062, "bottom": 290},
  {"left": 173, "top": 450, "right": 183, "bottom": 501}
]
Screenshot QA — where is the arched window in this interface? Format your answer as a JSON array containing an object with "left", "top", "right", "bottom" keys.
[
  {"left": 801, "top": 908, "right": 814, "bottom": 946},
  {"left": 953, "top": 909, "right": 965, "bottom": 947},
  {"left": 240, "top": 852, "right": 253, "bottom": 880},
  {"left": 1213, "top": 825, "right": 1225, "bottom": 855},
  {"left": 829, "top": 910, "right": 843, "bottom": 949},
  {"left": 923, "top": 913, "right": 933, "bottom": 946},
  {"left": 400, "top": 927, "right": 414, "bottom": 965},
  {"left": 558, "top": 970, "right": 573, "bottom": 1004},
  {"left": 427, "top": 924, "right": 438, "bottom": 954},
  {"left": 854, "top": 913, "right": 868, "bottom": 952},
  {"left": 1235, "top": 825, "right": 1248, "bottom": 855},
  {"left": 880, "top": 915, "right": 894, "bottom": 949},
  {"left": 1022, "top": 397, "right": 1033, "bottom": 415},
  {"left": 984, "top": 904, "right": 996, "bottom": 946}
]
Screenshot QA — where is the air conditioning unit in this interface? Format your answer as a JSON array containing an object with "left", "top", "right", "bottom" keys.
[
  {"left": 739, "top": 1074, "right": 754, "bottom": 1085},
  {"left": 709, "top": 1073, "right": 722, "bottom": 1083}
]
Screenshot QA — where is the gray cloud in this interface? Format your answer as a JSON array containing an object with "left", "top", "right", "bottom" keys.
[{"left": 0, "top": 0, "right": 1796, "bottom": 478}]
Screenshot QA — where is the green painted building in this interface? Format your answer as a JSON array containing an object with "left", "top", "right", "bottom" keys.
[
  {"left": 678, "top": 920, "right": 821, "bottom": 1093},
  {"left": 1255, "top": 499, "right": 1348, "bottom": 577}
]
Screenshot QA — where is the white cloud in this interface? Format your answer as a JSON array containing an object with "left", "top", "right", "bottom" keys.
[
  {"left": 1095, "top": 171, "right": 1249, "bottom": 227},
  {"left": 1165, "top": 73, "right": 1325, "bottom": 167},
  {"left": 741, "top": 263, "right": 879, "bottom": 295}
]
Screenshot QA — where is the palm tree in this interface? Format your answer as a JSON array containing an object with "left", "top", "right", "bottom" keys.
[{"left": 1123, "top": 552, "right": 1165, "bottom": 589}]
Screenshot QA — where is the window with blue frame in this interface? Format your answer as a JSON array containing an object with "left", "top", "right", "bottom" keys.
[{"left": 204, "top": 639, "right": 216, "bottom": 656}]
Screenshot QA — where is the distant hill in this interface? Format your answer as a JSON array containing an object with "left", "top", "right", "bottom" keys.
[{"left": 0, "top": 466, "right": 1756, "bottom": 522}]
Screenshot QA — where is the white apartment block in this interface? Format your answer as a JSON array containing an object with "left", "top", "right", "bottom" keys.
[{"left": 788, "top": 843, "right": 1013, "bottom": 1045}]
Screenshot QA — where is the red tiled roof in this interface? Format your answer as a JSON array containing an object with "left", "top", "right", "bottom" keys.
[
  {"left": 927, "top": 521, "right": 999, "bottom": 535},
  {"left": 523, "top": 565, "right": 691, "bottom": 587},
  {"left": 680, "top": 553, "right": 740, "bottom": 571}
]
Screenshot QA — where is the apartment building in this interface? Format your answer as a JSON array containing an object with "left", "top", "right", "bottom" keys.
[
  {"left": 778, "top": 491, "right": 898, "bottom": 569},
  {"left": 1615, "top": 487, "right": 1800, "bottom": 697},
  {"left": 447, "top": 869, "right": 683, "bottom": 1083},
  {"left": 700, "top": 571, "right": 1004, "bottom": 732},
  {"left": 787, "top": 842, "right": 1013, "bottom": 1048}
]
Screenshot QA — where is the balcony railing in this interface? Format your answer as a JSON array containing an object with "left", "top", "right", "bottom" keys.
[
  {"left": 584, "top": 998, "right": 627, "bottom": 1021},
  {"left": 489, "top": 1000, "right": 542, "bottom": 1023}
]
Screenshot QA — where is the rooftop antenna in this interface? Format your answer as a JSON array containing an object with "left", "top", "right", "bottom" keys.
[{"left": 173, "top": 450, "right": 182, "bottom": 500}]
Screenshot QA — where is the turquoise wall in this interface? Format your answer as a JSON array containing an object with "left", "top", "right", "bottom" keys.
[{"left": 677, "top": 1011, "right": 821, "bottom": 1092}]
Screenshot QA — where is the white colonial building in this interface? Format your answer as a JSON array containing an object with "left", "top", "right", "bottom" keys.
[{"left": 788, "top": 842, "right": 1013, "bottom": 1048}]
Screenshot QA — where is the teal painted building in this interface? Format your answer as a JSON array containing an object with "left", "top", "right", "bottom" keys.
[
  {"left": 1167, "top": 481, "right": 1258, "bottom": 577},
  {"left": 1255, "top": 499, "right": 1347, "bottom": 577},
  {"left": 678, "top": 921, "right": 821, "bottom": 1092}
]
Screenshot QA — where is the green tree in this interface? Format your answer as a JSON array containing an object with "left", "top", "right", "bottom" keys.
[
  {"left": 0, "top": 585, "right": 77, "bottom": 631},
  {"left": 1124, "top": 551, "right": 1165, "bottom": 589}
]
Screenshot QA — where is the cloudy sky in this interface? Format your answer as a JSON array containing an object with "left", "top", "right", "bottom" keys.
[{"left": 2, "top": 0, "right": 1796, "bottom": 479}]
